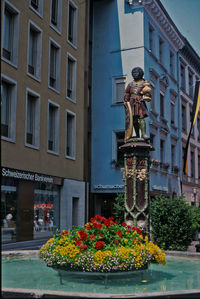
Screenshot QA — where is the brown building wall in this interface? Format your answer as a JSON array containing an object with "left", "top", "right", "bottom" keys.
[{"left": 1, "top": 0, "right": 88, "bottom": 181}]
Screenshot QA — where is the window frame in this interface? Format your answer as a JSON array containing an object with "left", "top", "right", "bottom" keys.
[
  {"left": 65, "top": 109, "right": 76, "bottom": 160},
  {"left": 1, "top": 74, "right": 17, "bottom": 142},
  {"left": 66, "top": 52, "right": 77, "bottom": 103},
  {"left": 67, "top": 0, "right": 78, "bottom": 49},
  {"left": 2, "top": 0, "right": 20, "bottom": 68},
  {"left": 27, "top": 20, "right": 42, "bottom": 81},
  {"left": 25, "top": 88, "right": 40, "bottom": 149},
  {"left": 50, "top": 0, "right": 62, "bottom": 34},
  {"left": 47, "top": 100, "right": 60, "bottom": 155},
  {"left": 29, "top": 0, "right": 43, "bottom": 18},
  {"left": 48, "top": 38, "right": 61, "bottom": 93},
  {"left": 112, "top": 76, "right": 126, "bottom": 104}
]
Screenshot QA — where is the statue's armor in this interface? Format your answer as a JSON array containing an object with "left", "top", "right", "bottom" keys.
[{"left": 124, "top": 80, "right": 148, "bottom": 118}]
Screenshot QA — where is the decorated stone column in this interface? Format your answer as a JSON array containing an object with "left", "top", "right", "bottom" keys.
[
  {"left": 121, "top": 67, "right": 153, "bottom": 232},
  {"left": 120, "top": 141, "right": 153, "bottom": 232}
]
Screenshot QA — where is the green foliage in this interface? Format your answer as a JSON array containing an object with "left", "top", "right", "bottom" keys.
[
  {"left": 113, "top": 193, "right": 125, "bottom": 223},
  {"left": 150, "top": 195, "right": 199, "bottom": 251}
]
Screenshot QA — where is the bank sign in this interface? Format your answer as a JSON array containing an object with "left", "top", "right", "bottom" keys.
[{"left": 2, "top": 167, "right": 63, "bottom": 185}]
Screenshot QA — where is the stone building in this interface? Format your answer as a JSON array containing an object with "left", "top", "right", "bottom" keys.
[{"left": 1, "top": 0, "right": 89, "bottom": 244}]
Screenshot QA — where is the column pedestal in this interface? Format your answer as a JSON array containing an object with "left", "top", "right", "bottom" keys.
[{"left": 120, "top": 141, "right": 153, "bottom": 232}]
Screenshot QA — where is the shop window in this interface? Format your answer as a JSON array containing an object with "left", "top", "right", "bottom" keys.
[
  {"left": 50, "top": 0, "right": 62, "bottom": 33},
  {"left": 67, "top": 0, "right": 78, "bottom": 47},
  {"left": 48, "top": 100, "right": 60, "bottom": 154},
  {"left": 49, "top": 38, "right": 61, "bottom": 92},
  {"left": 34, "top": 183, "right": 60, "bottom": 238},
  {"left": 66, "top": 110, "right": 76, "bottom": 159},
  {"left": 66, "top": 53, "right": 77, "bottom": 102},
  {"left": 27, "top": 21, "right": 42, "bottom": 80},
  {"left": 1, "top": 76, "right": 17, "bottom": 142},
  {"left": 2, "top": 1, "right": 20, "bottom": 67},
  {"left": 25, "top": 89, "right": 40, "bottom": 149},
  {"left": 1, "top": 177, "right": 17, "bottom": 243}
]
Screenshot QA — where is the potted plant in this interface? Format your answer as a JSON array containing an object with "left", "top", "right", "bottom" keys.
[{"left": 40, "top": 215, "right": 166, "bottom": 273}]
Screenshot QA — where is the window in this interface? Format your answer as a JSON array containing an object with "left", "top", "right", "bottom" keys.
[
  {"left": 170, "top": 51, "right": 175, "bottom": 76},
  {"left": 48, "top": 101, "right": 60, "bottom": 154},
  {"left": 171, "top": 102, "right": 175, "bottom": 125},
  {"left": 197, "top": 116, "right": 200, "bottom": 141},
  {"left": 188, "top": 70, "right": 194, "bottom": 98},
  {"left": 160, "top": 140, "right": 164, "bottom": 163},
  {"left": 113, "top": 77, "right": 126, "bottom": 104},
  {"left": 180, "top": 63, "right": 186, "bottom": 90},
  {"left": 26, "top": 90, "right": 40, "bottom": 148},
  {"left": 66, "top": 53, "right": 77, "bottom": 102},
  {"left": 190, "top": 108, "right": 194, "bottom": 137},
  {"left": 160, "top": 93, "right": 164, "bottom": 117},
  {"left": 67, "top": 0, "right": 78, "bottom": 47},
  {"left": 191, "top": 151, "right": 195, "bottom": 178},
  {"left": 115, "top": 132, "right": 125, "bottom": 167},
  {"left": 66, "top": 110, "right": 76, "bottom": 159},
  {"left": 27, "top": 21, "right": 42, "bottom": 80},
  {"left": 49, "top": 39, "right": 61, "bottom": 92},
  {"left": 1, "top": 76, "right": 17, "bottom": 141},
  {"left": 30, "top": 0, "right": 43, "bottom": 17},
  {"left": 50, "top": 0, "right": 62, "bottom": 33},
  {"left": 159, "top": 37, "right": 164, "bottom": 64},
  {"left": 181, "top": 103, "right": 187, "bottom": 132},
  {"left": 198, "top": 154, "right": 200, "bottom": 180},
  {"left": 149, "top": 24, "right": 154, "bottom": 53},
  {"left": 2, "top": 1, "right": 20, "bottom": 66},
  {"left": 171, "top": 144, "right": 175, "bottom": 167},
  {"left": 150, "top": 84, "right": 155, "bottom": 111}
]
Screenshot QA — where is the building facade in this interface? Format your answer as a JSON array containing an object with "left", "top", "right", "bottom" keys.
[
  {"left": 179, "top": 39, "right": 200, "bottom": 207},
  {"left": 1, "top": 0, "right": 89, "bottom": 244},
  {"left": 90, "top": 0, "right": 185, "bottom": 216}
]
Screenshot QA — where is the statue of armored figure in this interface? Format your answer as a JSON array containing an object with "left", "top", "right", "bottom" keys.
[{"left": 124, "top": 67, "right": 151, "bottom": 142}]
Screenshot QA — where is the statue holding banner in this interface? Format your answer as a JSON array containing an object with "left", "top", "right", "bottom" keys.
[{"left": 124, "top": 67, "right": 151, "bottom": 142}]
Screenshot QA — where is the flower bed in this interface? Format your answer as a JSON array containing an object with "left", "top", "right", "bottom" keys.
[{"left": 40, "top": 215, "right": 166, "bottom": 273}]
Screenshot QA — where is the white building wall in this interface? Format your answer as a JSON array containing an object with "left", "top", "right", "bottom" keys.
[{"left": 60, "top": 179, "right": 85, "bottom": 231}]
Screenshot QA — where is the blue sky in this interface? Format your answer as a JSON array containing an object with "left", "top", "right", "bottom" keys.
[{"left": 160, "top": 0, "right": 200, "bottom": 56}]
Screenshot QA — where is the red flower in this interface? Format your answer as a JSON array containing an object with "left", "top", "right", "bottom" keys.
[
  {"left": 85, "top": 223, "right": 92, "bottom": 230},
  {"left": 95, "top": 241, "right": 105, "bottom": 250},
  {"left": 132, "top": 226, "right": 136, "bottom": 231},
  {"left": 113, "top": 239, "right": 119, "bottom": 244},
  {"left": 61, "top": 230, "right": 68, "bottom": 235},
  {"left": 89, "top": 234, "right": 96, "bottom": 241},
  {"left": 133, "top": 238, "right": 137, "bottom": 244},
  {"left": 136, "top": 228, "right": 142, "bottom": 234},
  {"left": 115, "top": 230, "right": 122, "bottom": 237},
  {"left": 78, "top": 230, "right": 88, "bottom": 241},
  {"left": 80, "top": 244, "right": 88, "bottom": 250},
  {"left": 93, "top": 223, "right": 102, "bottom": 230},
  {"left": 99, "top": 233, "right": 103, "bottom": 237},
  {"left": 121, "top": 222, "right": 127, "bottom": 227},
  {"left": 76, "top": 240, "right": 82, "bottom": 246}
]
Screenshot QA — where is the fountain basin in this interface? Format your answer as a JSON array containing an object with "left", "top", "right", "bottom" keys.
[{"left": 2, "top": 250, "right": 200, "bottom": 298}]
